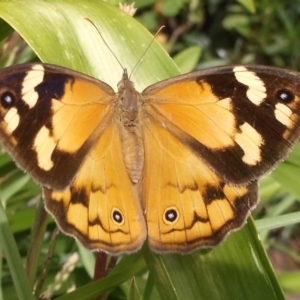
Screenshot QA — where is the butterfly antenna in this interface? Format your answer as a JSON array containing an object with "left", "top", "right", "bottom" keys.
[
  {"left": 129, "top": 25, "right": 165, "bottom": 79},
  {"left": 85, "top": 18, "right": 124, "bottom": 70},
  {"left": 85, "top": 18, "right": 164, "bottom": 77}
]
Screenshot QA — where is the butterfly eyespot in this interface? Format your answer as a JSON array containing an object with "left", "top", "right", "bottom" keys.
[
  {"left": 1, "top": 91, "right": 15, "bottom": 108},
  {"left": 111, "top": 207, "right": 124, "bottom": 225},
  {"left": 276, "top": 89, "right": 294, "bottom": 103},
  {"left": 163, "top": 207, "right": 179, "bottom": 225}
]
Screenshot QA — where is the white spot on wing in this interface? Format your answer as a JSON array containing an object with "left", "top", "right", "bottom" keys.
[
  {"left": 235, "top": 122, "right": 263, "bottom": 165},
  {"left": 275, "top": 103, "right": 293, "bottom": 127},
  {"left": 4, "top": 107, "right": 20, "bottom": 133},
  {"left": 33, "top": 125, "right": 56, "bottom": 171},
  {"left": 234, "top": 66, "right": 267, "bottom": 105},
  {"left": 22, "top": 64, "right": 45, "bottom": 108}
]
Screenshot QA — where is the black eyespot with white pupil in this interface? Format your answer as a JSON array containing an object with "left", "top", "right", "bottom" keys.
[
  {"left": 111, "top": 208, "right": 124, "bottom": 225},
  {"left": 163, "top": 207, "right": 179, "bottom": 225},
  {"left": 276, "top": 89, "right": 294, "bottom": 103},
  {"left": 1, "top": 91, "right": 15, "bottom": 108}
]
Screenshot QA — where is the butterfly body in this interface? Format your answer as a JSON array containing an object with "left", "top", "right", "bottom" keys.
[
  {"left": 1, "top": 63, "right": 300, "bottom": 255},
  {"left": 117, "top": 69, "right": 144, "bottom": 183}
]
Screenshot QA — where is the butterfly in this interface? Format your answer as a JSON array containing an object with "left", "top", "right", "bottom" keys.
[{"left": 0, "top": 63, "right": 299, "bottom": 255}]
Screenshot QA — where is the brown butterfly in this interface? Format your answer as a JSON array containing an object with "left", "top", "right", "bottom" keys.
[{"left": 0, "top": 63, "right": 299, "bottom": 255}]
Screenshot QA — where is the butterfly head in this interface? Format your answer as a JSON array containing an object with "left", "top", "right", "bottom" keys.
[
  {"left": 117, "top": 69, "right": 141, "bottom": 119},
  {"left": 117, "top": 69, "right": 133, "bottom": 91}
]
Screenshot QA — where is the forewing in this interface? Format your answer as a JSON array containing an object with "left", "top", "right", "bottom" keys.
[
  {"left": 0, "top": 63, "right": 115, "bottom": 190},
  {"left": 143, "top": 65, "right": 300, "bottom": 185}
]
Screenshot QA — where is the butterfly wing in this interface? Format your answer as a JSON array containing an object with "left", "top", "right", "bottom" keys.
[
  {"left": 44, "top": 120, "right": 146, "bottom": 255},
  {"left": 0, "top": 64, "right": 115, "bottom": 190},
  {"left": 142, "top": 65, "right": 300, "bottom": 252},
  {"left": 143, "top": 65, "right": 300, "bottom": 185},
  {"left": 0, "top": 64, "right": 146, "bottom": 254},
  {"left": 142, "top": 119, "right": 257, "bottom": 252}
]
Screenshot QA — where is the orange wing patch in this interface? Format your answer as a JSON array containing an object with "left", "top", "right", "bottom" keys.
[
  {"left": 49, "top": 78, "right": 114, "bottom": 155},
  {"left": 145, "top": 80, "right": 237, "bottom": 150}
]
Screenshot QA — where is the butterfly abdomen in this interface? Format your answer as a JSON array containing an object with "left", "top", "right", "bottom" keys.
[
  {"left": 120, "top": 124, "right": 144, "bottom": 183},
  {"left": 117, "top": 70, "right": 144, "bottom": 184}
]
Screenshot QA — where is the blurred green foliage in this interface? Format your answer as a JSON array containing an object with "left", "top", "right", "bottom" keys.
[{"left": 134, "top": 0, "right": 300, "bottom": 70}]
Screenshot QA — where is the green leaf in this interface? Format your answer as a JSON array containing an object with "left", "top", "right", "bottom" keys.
[
  {"left": 143, "top": 219, "right": 284, "bottom": 300},
  {"left": 236, "top": 0, "right": 256, "bottom": 13},
  {"left": 255, "top": 211, "right": 300, "bottom": 232},
  {"left": 0, "top": 201, "right": 34, "bottom": 300},
  {"left": 173, "top": 45, "right": 202, "bottom": 73},
  {"left": 222, "top": 14, "right": 251, "bottom": 37},
  {"left": 0, "top": 18, "right": 12, "bottom": 41},
  {"left": 128, "top": 278, "right": 140, "bottom": 300},
  {"left": 278, "top": 271, "right": 300, "bottom": 293},
  {"left": 56, "top": 252, "right": 146, "bottom": 300},
  {"left": 161, "top": 0, "right": 189, "bottom": 17},
  {"left": 271, "top": 143, "right": 300, "bottom": 199}
]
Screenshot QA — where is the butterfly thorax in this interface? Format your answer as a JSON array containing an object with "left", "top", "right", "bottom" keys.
[{"left": 117, "top": 70, "right": 144, "bottom": 184}]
